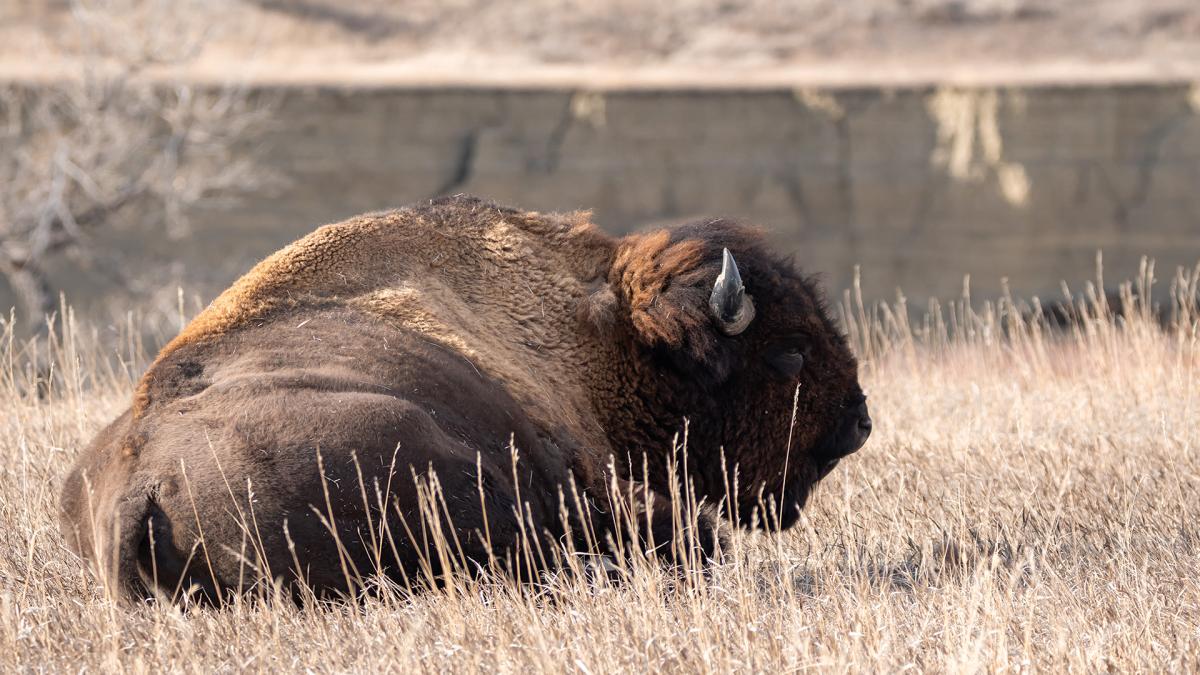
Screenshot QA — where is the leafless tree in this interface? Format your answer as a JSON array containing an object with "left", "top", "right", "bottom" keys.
[{"left": 0, "top": 0, "right": 272, "bottom": 331}]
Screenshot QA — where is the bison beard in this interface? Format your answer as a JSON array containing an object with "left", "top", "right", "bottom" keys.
[{"left": 59, "top": 196, "right": 869, "bottom": 604}]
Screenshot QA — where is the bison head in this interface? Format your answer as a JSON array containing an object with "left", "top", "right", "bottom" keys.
[{"left": 594, "top": 219, "right": 871, "bottom": 530}]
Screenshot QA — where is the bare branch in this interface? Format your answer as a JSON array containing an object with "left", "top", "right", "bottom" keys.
[{"left": 0, "top": 0, "right": 276, "bottom": 330}]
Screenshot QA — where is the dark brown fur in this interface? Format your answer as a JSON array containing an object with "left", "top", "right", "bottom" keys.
[{"left": 60, "top": 196, "right": 869, "bottom": 603}]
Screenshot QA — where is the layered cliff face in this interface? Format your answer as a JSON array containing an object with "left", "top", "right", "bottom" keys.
[
  {"left": 5, "top": 2, "right": 1200, "bottom": 317},
  {"left": 7, "top": 82, "right": 1197, "bottom": 318}
]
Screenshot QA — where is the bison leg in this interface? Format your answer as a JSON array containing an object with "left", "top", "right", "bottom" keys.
[{"left": 587, "top": 480, "right": 719, "bottom": 570}]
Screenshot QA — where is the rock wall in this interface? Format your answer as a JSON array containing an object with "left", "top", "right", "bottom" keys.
[{"left": 15, "top": 83, "right": 1200, "bottom": 314}]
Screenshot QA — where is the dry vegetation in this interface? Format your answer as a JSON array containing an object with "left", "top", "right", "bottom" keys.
[
  {"left": 2, "top": 3, "right": 1197, "bottom": 671},
  {"left": 0, "top": 0, "right": 273, "bottom": 331},
  {"left": 1, "top": 262, "right": 1198, "bottom": 672}
]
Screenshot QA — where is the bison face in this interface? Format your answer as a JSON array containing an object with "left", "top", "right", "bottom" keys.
[
  {"left": 605, "top": 220, "right": 871, "bottom": 530},
  {"left": 716, "top": 245, "right": 871, "bottom": 530}
]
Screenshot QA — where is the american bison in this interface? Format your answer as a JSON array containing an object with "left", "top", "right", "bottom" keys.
[{"left": 59, "top": 195, "right": 870, "bottom": 603}]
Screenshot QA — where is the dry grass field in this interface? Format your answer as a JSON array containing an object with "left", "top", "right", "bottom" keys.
[{"left": 1, "top": 263, "right": 1198, "bottom": 672}]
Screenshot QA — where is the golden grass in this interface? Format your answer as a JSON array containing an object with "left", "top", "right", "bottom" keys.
[{"left": 1, "top": 263, "right": 1198, "bottom": 672}]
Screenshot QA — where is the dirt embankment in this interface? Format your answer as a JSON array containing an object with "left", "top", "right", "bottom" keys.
[{"left": 3, "top": 0, "right": 1200, "bottom": 85}]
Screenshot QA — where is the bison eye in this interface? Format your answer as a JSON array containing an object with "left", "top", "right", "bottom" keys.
[{"left": 769, "top": 346, "right": 806, "bottom": 376}]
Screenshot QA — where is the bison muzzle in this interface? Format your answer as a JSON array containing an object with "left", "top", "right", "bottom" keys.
[{"left": 59, "top": 196, "right": 870, "bottom": 603}]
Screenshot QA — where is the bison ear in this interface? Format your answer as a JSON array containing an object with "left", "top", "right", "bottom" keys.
[
  {"left": 610, "top": 232, "right": 739, "bottom": 374},
  {"left": 709, "top": 248, "right": 756, "bottom": 336}
]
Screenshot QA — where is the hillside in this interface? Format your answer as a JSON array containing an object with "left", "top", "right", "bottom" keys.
[{"left": 2, "top": 0, "right": 1199, "bottom": 85}]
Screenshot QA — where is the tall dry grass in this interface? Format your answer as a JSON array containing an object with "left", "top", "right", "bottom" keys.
[{"left": 1, "top": 259, "right": 1198, "bottom": 672}]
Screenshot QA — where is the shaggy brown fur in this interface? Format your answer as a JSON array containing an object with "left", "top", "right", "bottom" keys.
[{"left": 59, "top": 196, "right": 870, "bottom": 603}]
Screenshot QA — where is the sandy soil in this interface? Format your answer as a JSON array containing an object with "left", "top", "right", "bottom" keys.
[{"left": 2, "top": 0, "right": 1200, "bottom": 85}]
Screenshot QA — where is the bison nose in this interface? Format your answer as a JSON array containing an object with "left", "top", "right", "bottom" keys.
[
  {"left": 845, "top": 399, "right": 871, "bottom": 455},
  {"left": 857, "top": 409, "right": 872, "bottom": 436},
  {"left": 822, "top": 395, "right": 871, "bottom": 464}
]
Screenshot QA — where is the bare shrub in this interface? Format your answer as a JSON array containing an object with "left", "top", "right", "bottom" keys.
[{"left": 0, "top": 0, "right": 272, "bottom": 332}]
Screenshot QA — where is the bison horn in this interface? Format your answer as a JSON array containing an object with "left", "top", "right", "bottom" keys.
[{"left": 709, "top": 248, "right": 756, "bottom": 335}]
